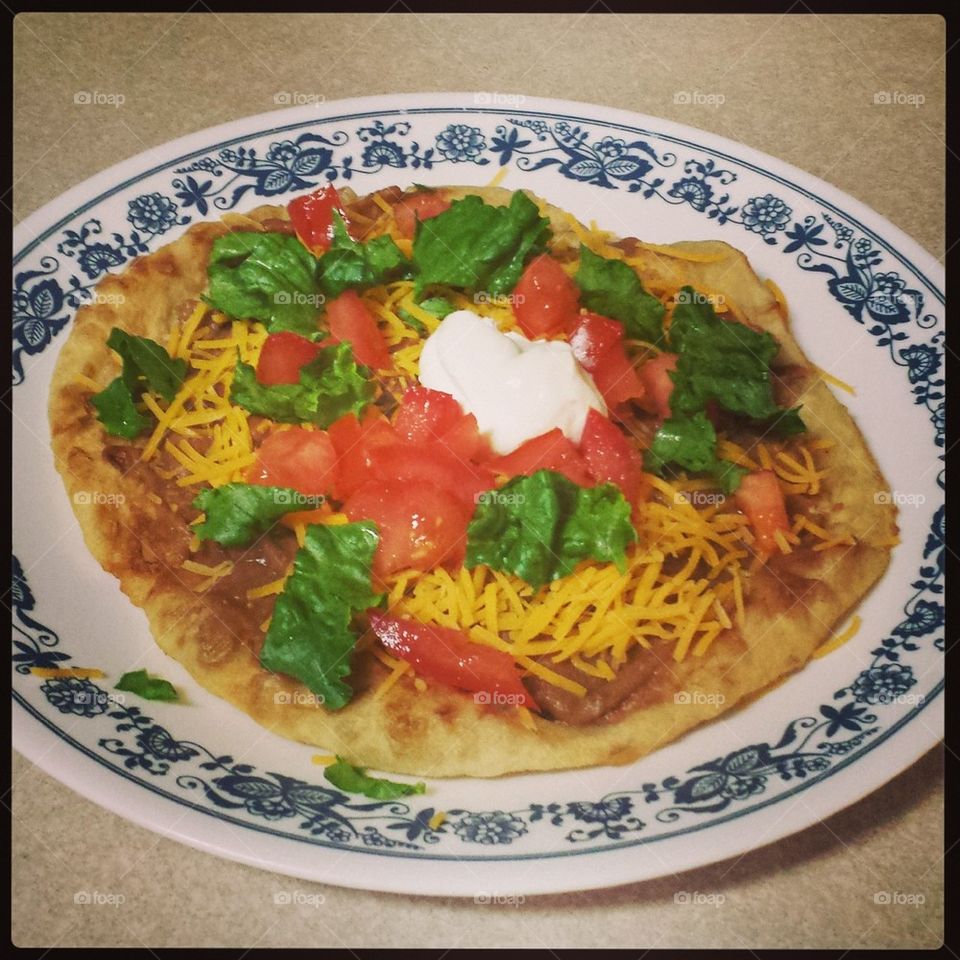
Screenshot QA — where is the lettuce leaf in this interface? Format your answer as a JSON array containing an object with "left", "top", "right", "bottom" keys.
[
  {"left": 91, "top": 329, "right": 187, "bottom": 438},
  {"left": 412, "top": 191, "right": 551, "bottom": 297},
  {"left": 323, "top": 755, "right": 425, "bottom": 799},
  {"left": 192, "top": 483, "right": 324, "bottom": 548},
  {"left": 574, "top": 245, "right": 666, "bottom": 344},
  {"left": 115, "top": 669, "right": 179, "bottom": 702},
  {"left": 315, "top": 212, "right": 410, "bottom": 299},
  {"left": 205, "top": 231, "right": 323, "bottom": 336},
  {"left": 230, "top": 341, "right": 374, "bottom": 427},
  {"left": 643, "top": 412, "right": 746, "bottom": 494},
  {"left": 465, "top": 469, "right": 637, "bottom": 590},
  {"left": 259, "top": 521, "right": 381, "bottom": 710}
]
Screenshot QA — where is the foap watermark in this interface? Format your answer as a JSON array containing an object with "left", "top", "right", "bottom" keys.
[
  {"left": 674, "top": 691, "right": 726, "bottom": 706},
  {"left": 875, "top": 692, "right": 925, "bottom": 707},
  {"left": 273, "top": 490, "right": 325, "bottom": 508},
  {"left": 474, "top": 91, "right": 527, "bottom": 108},
  {"left": 675, "top": 288, "right": 725, "bottom": 307},
  {"left": 74, "top": 890, "right": 126, "bottom": 907},
  {"left": 74, "top": 90, "right": 125, "bottom": 108},
  {"left": 874, "top": 490, "right": 926, "bottom": 507},
  {"left": 675, "top": 490, "right": 726, "bottom": 507},
  {"left": 474, "top": 690, "right": 528, "bottom": 707},
  {"left": 475, "top": 490, "right": 526, "bottom": 507},
  {"left": 274, "top": 690, "right": 325, "bottom": 706},
  {"left": 73, "top": 491, "right": 126, "bottom": 507},
  {"left": 474, "top": 891, "right": 525, "bottom": 907},
  {"left": 873, "top": 90, "right": 925, "bottom": 108},
  {"left": 90, "top": 291, "right": 126, "bottom": 306},
  {"left": 273, "top": 889, "right": 326, "bottom": 907},
  {"left": 674, "top": 890, "right": 726, "bottom": 907},
  {"left": 274, "top": 291, "right": 326, "bottom": 307},
  {"left": 674, "top": 90, "right": 726, "bottom": 108},
  {"left": 273, "top": 91, "right": 326, "bottom": 107},
  {"left": 474, "top": 291, "right": 525, "bottom": 308},
  {"left": 874, "top": 890, "right": 925, "bottom": 907}
]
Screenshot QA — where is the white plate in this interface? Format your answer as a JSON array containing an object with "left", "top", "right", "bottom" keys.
[{"left": 12, "top": 93, "right": 944, "bottom": 896}]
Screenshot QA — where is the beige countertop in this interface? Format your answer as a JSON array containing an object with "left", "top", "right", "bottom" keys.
[{"left": 12, "top": 11, "right": 944, "bottom": 949}]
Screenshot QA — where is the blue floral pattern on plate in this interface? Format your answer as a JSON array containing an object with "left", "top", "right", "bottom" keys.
[{"left": 12, "top": 106, "right": 944, "bottom": 860}]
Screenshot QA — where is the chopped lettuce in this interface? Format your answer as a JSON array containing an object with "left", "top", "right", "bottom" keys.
[
  {"left": 259, "top": 521, "right": 381, "bottom": 711},
  {"left": 644, "top": 412, "right": 747, "bottom": 494},
  {"left": 466, "top": 469, "right": 637, "bottom": 590},
  {"left": 412, "top": 191, "right": 551, "bottom": 297},
  {"left": 323, "top": 755, "right": 426, "bottom": 799},
  {"left": 205, "top": 231, "right": 323, "bottom": 336},
  {"left": 315, "top": 211, "right": 410, "bottom": 299},
  {"left": 192, "top": 483, "right": 324, "bottom": 548},
  {"left": 574, "top": 245, "right": 666, "bottom": 344},
  {"left": 91, "top": 329, "right": 187, "bottom": 438},
  {"left": 230, "top": 341, "right": 374, "bottom": 427},
  {"left": 644, "top": 286, "right": 805, "bottom": 489},
  {"left": 115, "top": 668, "right": 179, "bottom": 702}
]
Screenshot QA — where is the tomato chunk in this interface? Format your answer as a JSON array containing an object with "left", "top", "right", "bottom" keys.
[
  {"left": 590, "top": 343, "right": 645, "bottom": 412},
  {"left": 249, "top": 428, "right": 338, "bottom": 499},
  {"left": 488, "top": 428, "right": 594, "bottom": 487},
  {"left": 368, "top": 612, "right": 538, "bottom": 710},
  {"left": 393, "top": 191, "right": 451, "bottom": 239},
  {"left": 328, "top": 411, "right": 398, "bottom": 499},
  {"left": 287, "top": 185, "right": 347, "bottom": 255},
  {"left": 568, "top": 312, "right": 624, "bottom": 371},
  {"left": 325, "top": 290, "right": 392, "bottom": 371},
  {"left": 344, "top": 480, "right": 469, "bottom": 576},
  {"left": 256, "top": 332, "right": 323, "bottom": 385},
  {"left": 735, "top": 469, "right": 790, "bottom": 556},
  {"left": 513, "top": 254, "right": 581, "bottom": 339},
  {"left": 579, "top": 408, "right": 645, "bottom": 503},
  {"left": 637, "top": 352, "right": 678, "bottom": 420},
  {"left": 393, "top": 386, "right": 490, "bottom": 462},
  {"left": 368, "top": 441, "right": 495, "bottom": 509}
]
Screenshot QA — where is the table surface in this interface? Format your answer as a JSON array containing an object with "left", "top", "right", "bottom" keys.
[{"left": 12, "top": 11, "right": 944, "bottom": 949}]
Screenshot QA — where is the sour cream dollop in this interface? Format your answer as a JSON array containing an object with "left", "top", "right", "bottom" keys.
[{"left": 418, "top": 309, "right": 606, "bottom": 455}]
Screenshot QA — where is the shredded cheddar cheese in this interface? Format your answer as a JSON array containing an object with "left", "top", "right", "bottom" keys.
[
  {"left": 813, "top": 615, "right": 862, "bottom": 659},
  {"left": 30, "top": 667, "right": 105, "bottom": 679}
]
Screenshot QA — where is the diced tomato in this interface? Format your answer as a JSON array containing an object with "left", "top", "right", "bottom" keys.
[
  {"left": 368, "top": 442, "right": 494, "bottom": 508},
  {"left": 591, "top": 343, "right": 645, "bottom": 412},
  {"left": 487, "top": 428, "right": 594, "bottom": 487},
  {"left": 256, "top": 332, "right": 323, "bottom": 385},
  {"left": 368, "top": 612, "right": 538, "bottom": 710},
  {"left": 287, "top": 184, "right": 347, "bottom": 255},
  {"left": 344, "top": 480, "right": 469, "bottom": 576},
  {"left": 249, "top": 428, "right": 338, "bottom": 499},
  {"left": 393, "top": 387, "right": 490, "bottom": 462},
  {"left": 325, "top": 290, "right": 392, "bottom": 371},
  {"left": 735, "top": 469, "right": 790, "bottom": 556},
  {"left": 328, "top": 411, "right": 398, "bottom": 500},
  {"left": 513, "top": 254, "right": 581, "bottom": 339},
  {"left": 579, "top": 408, "right": 645, "bottom": 503},
  {"left": 568, "top": 312, "right": 624, "bottom": 371},
  {"left": 637, "top": 352, "right": 678, "bottom": 420},
  {"left": 393, "top": 191, "right": 451, "bottom": 239}
]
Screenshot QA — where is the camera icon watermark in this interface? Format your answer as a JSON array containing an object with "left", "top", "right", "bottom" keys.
[
  {"left": 73, "top": 490, "right": 126, "bottom": 507},
  {"left": 273, "top": 91, "right": 326, "bottom": 107},
  {"left": 474, "top": 291, "right": 525, "bottom": 308},
  {"left": 474, "top": 891, "right": 525, "bottom": 906},
  {"left": 675, "top": 288, "right": 725, "bottom": 307},
  {"left": 874, "top": 890, "right": 925, "bottom": 906},
  {"left": 474, "top": 490, "right": 526, "bottom": 507},
  {"left": 674, "top": 690, "right": 726, "bottom": 706},
  {"left": 74, "top": 90, "right": 125, "bottom": 108},
  {"left": 274, "top": 690, "right": 326, "bottom": 706},
  {"left": 273, "top": 889, "right": 326, "bottom": 907},
  {"left": 473, "top": 91, "right": 527, "bottom": 108},
  {"left": 874, "top": 490, "right": 925, "bottom": 507},
  {"left": 674, "top": 490, "right": 726, "bottom": 507},
  {"left": 273, "top": 490, "right": 325, "bottom": 508},
  {"left": 673, "top": 90, "right": 726, "bottom": 108},
  {"left": 873, "top": 90, "right": 925, "bottom": 108},
  {"left": 674, "top": 890, "right": 726, "bottom": 907},
  {"left": 274, "top": 291, "right": 326, "bottom": 307},
  {"left": 474, "top": 690, "right": 528, "bottom": 707}
]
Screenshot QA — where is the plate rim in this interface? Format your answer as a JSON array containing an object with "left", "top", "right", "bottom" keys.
[{"left": 13, "top": 91, "right": 944, "bottom": 895}]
